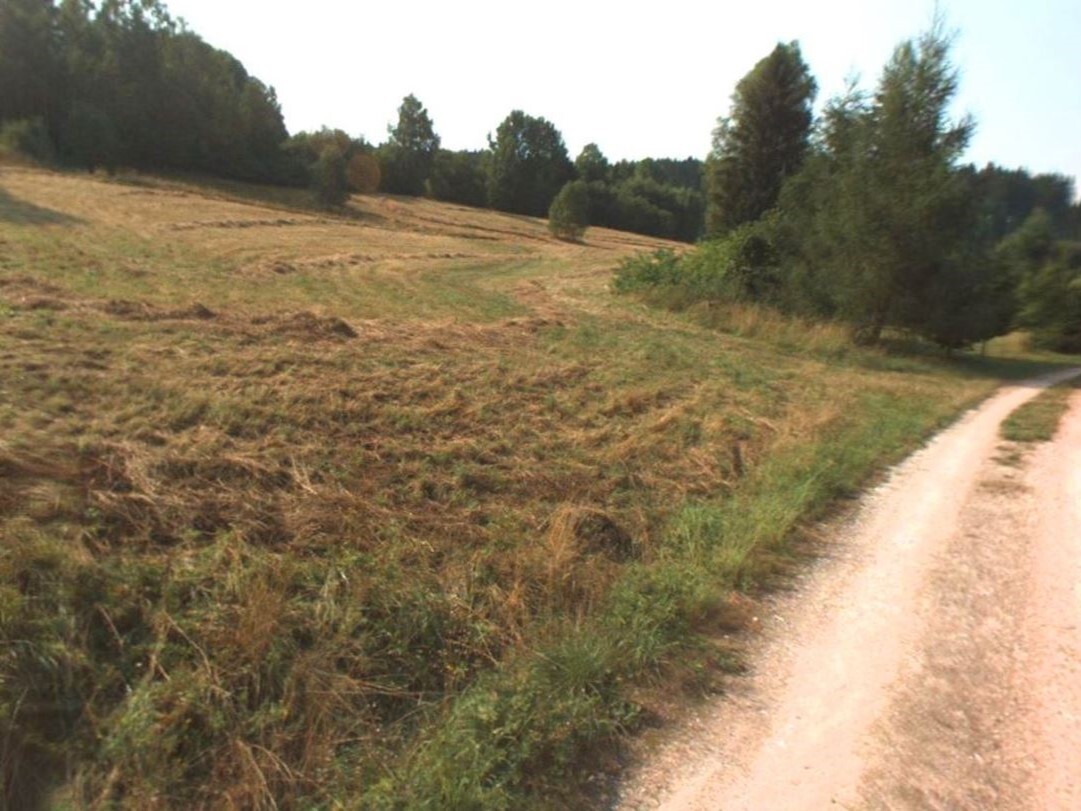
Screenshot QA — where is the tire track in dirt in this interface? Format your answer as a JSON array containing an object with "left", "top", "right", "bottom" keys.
[
  {"left": 617, "top": 367, "right": 1081, "bottom": 811},
  {"left": 1024, "top": 391, "right": 1081, "bottom": 809}
]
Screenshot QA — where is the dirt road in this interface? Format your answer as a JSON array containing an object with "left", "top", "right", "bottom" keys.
[{"left": 618, "top": 368, "right": 1081, "bottom": 810}]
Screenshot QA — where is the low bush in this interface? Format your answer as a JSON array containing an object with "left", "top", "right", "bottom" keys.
[
  {"left": 0, "top": 118, "right": 56, "bottom": 165},
  {"left": 548, "top": 180, "right": 590, "bottom": 242},
  {"left": 311, "top": 146, "right": 348, "bottom": 207},
  {"left": 612, "top": 223, "right": 778, "bottom": 306}
]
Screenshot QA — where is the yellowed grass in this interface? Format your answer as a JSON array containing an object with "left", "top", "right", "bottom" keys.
[{"left": 0, "top": 166, "right": 1030, "bottom": 807}]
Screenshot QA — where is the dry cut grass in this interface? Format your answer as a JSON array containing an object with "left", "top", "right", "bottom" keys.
[{"left": 0, "top": 167, "right": 1048, "bottom": 809}]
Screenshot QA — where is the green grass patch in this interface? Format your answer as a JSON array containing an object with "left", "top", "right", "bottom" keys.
[{"left": 1001, "top": 377, "right": 1081, "bottom": 442}]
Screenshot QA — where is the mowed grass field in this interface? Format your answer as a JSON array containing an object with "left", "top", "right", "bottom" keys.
[{"left": 0, "top": 167, "right": 1064, "bottom": 809}]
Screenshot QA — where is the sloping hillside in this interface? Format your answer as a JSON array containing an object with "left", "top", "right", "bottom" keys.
[{"left": 0, "top": 168, "right": 1050, "bottom": 808}]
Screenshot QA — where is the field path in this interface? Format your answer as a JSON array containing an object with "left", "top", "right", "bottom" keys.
[{"left": 618, "top": 367, "right": 1081, "bottom": 810}]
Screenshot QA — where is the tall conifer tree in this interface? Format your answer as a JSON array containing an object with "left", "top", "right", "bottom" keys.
[{"left": 707, "top": 42, "right": 816, "bottom": 236}]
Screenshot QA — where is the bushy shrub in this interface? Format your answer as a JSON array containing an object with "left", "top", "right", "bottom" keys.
[
  {"left": 0, "top": 118, "right": 55, "bottom": 164},
  {"left": 612, "top": 223, "right": 777, "bottom": 305},
  {"left": 428, "top": 149, "right": 488, "bottom": 207},
  {"left": 1018, "top": 245, "right": 1081, "bottom": 352},
  {"left": 612, "top": 248, "right": 684, "bottom": 292},
  {"left": 311, "top": 146, "right": 348, "bottom": 208},
  {"left": 548, "top": 180, "right": 590, "bottom": 241},
  {"left": 59, "top": 103, "right": 121, "bottom": 171}
]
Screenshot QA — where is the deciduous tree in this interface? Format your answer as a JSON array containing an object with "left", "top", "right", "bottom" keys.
[
  {"left": 548, "top": 180, "right": 590, "bottom": 241},
  {"left": 486, "top": 111, "right": 573, "bottom": 217},
  {"left": 574, "top": 143, "right": 609, "bottom": 183}
]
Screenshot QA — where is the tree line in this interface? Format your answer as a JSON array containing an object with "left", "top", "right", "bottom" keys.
[
  {"left": 616, "top": 27, "right": 1081, "bottom": 352},
  {"left": 287, "top": 100, "right": 706, "bottom": 243},
  {"left": 2, "top": 0, "right": 1078, "bottom": 333},
  {"left": 0, "top": 0, "right": 290, "bottom": 182},
  {"left": 0, "top": 0, "right": 704, "bottom": 242}
]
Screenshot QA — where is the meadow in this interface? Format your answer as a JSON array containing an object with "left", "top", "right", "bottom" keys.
[{"left": 0, "top": 167, "right": 1068, "bottom": 808}]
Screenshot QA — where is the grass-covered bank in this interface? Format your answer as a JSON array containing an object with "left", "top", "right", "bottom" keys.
[
  {"left": 364, "top": 357, "right": 1034, "bottom": 809},
  {"left": 1, "top": 167, "right": 1072, "bottom": 809}
]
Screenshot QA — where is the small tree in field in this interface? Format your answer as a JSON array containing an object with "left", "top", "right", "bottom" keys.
[
  {"left": 312, "top": 146, "right": 348, "bottom": 207},
  {"left": 548, "top": 180, "right": 590, "bottom": 241}
]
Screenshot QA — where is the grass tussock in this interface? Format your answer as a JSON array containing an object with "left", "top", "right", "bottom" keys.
[
  {"left": 0, "top": 166, "right": 1066, "bottom": 809},
  {"left": 1001, "top": 377, "right": 1081, "bottom": 443}
]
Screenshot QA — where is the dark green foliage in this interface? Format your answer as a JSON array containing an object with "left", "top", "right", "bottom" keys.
[
  {"left": 311, "top": 146, "right": 348, "bottom": 208},
  {"left": 0, "top": 0, "right": 59, "bottom": 127},
  {"left": 772, "top": 26, "right": 1009, "bottom": 348},
  {"left": 575, "top": 143, "right": 609, "bottom": 183},
  {"left": 1016, "top": 235, "right": 1081, "bottom": 352},
  {"left": 286, "top": 128, "right": 361, "bottom": 162},
  {"left": 624, "top": 25, "right": 1060, "bottom": 352},
  {"left": 992, "top": 207, "right": 1056, "bottom": 332},
  {"left": 612, "top": 249, "right": 687, "bottom": 293},
  {"left": 612, "top": 225, "right": 777, "bottom": 304},
  {"left": 58, "top": 102, "right": 120, "bottom": 171},
  {"left": 428, "top": 149, "right": 488, "bottom": 207},
  {"left": 971, "top": 163, "right": 1076, "bottom": 241},
  {"left": 610, "top": 157, "right": 704, "bottom": 191},
  {"left": 380, "top": 94, "right": 440, "bottom": 196},
  {"left": 284, "top": 128, "right": 372, "bottom": 188},
  {"left": 547, "top": 180, "right": 590, "bottom": 241},
  {"left": 486, "top": 111, "right": 574, "bottom": 217},
  {"left": 0, "top": 117, "right": 55, "bottom": 163},
  {"left": 616, "top": 176, "right": 704, "bottom": 242},
  {"left": 611, "top": 184, "right": 675, "bottom": 238},
  {"left": 707, "top": 42, "right": 816, "bottom": 236},
  {"left": 578, "top": 157, "right": 706, "bottom": 243},
  {"left": 0, "top": 0, "right": 289, "bottom": 182},
  {"left": 1067, "top": 205, "right": 1081, "bottom": 241},
  {"left": 998, "top": 208, "right": 1057, "bottom": 273}
]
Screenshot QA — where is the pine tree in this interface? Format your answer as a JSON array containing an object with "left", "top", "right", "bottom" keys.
[
  {"left": 778, "top": 23, "right": 1001, "bottom": 347},
  {"left": 706, "top": 42, "right": 816, "bottom": 236},
  {"left": 381, "top": 94, "right": 439, "bottom": 195}
]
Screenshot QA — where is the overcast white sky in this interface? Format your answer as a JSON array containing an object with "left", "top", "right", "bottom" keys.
[{"left": 165, "top": 0, "right": 1080, "bottom": 190}]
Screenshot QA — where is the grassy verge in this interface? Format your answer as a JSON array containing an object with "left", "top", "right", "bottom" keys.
[
  {"left": 0, "top": 167, "right": 1072, "bottom": 809},
  {"left": 373, "top": 381, "right": 985, "bottom": 808},
  {"left": 1001, "top": 377, "right": 1081, "bottom": 442}
]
